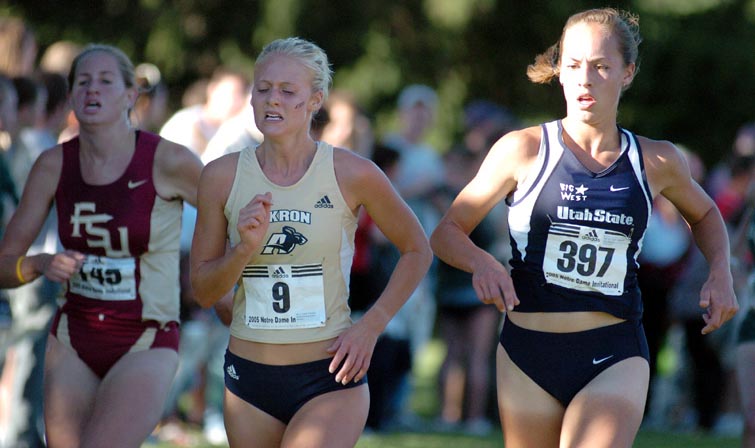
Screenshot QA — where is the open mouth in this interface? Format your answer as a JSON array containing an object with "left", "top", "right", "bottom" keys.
[
  {"left": 83, "top": 100, "right": 101, "bottom": 112},
  {"left": 577, "top": 95, "right": 595, "bottom": 106}
]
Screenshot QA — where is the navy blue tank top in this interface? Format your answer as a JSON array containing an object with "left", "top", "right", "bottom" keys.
[{"left": 507, "top": 120, "right": 652, "bottom": 320}]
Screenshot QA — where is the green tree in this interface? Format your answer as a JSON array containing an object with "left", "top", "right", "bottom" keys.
[{"left": 5, "top": 0, "right": 753, "bottom": 164}]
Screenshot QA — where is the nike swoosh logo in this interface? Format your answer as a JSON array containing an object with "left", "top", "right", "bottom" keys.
[
  {"left": 592, "top": 355, "right": 614, "bottom": 365},
  {"left": 128, "top": 179, "right": 148, "bottom": 189},
  {"left": 610, "top": 185, "right": 629, "bottom": 192}
]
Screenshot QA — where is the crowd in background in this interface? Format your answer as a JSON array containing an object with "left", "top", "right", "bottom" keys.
[{"left": 0, "top": 13, "right": 753, "bottom": 448}]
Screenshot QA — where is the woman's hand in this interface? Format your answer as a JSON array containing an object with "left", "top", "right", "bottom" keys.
[
  {"left": 236, "top": 192, "right": 273, "bottom": 254},
  {"left": 699, "top": 269, "right": 739, "bottom": 335},
  {"left": 42, "top": 250, "right": 86, "bottom": 283},
  {"left": 472, "top": 255, "right": 519, "bottom": 312},
  {"left": 325, "top": 318, "right": 381, "bottom": 385}
]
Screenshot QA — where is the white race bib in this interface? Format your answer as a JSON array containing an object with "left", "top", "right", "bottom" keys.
[
  {"left": 69, "top": 255, "right": 137, "bottom": 300},
  {"left": 242, "top": 263, "right": 326, "bottom": 330},
  {"left": 543, "top": 223, "right": 630, "bottom": 296}
]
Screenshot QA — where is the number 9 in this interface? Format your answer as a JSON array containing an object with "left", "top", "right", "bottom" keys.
[{"left": 272, "top": 281, "right": 291, "bottom": 313}]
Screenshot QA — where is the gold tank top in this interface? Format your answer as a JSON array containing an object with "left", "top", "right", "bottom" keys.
[{"left": 226, "top": 142, "right": 357, "bottom": 343}]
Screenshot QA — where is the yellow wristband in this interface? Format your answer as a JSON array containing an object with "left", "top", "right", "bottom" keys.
[{"left": 15, "top": 256, "right": 27, "bottom": 284}]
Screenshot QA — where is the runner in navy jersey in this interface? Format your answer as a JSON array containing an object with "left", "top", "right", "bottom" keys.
[
  {"left": 0, "top": 44, "right": 202, "bottom": 447},
  {"left": 431, "top": 8, "right": 738, "bottom": 447}
]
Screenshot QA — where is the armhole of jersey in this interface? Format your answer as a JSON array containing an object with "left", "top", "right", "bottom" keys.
[
  {"left": 136, "top": 130, "right": 160, "bottom": 177},
  {"left": 57, "top": 137, "right": 79, "bottom": 197},
  {"left": 623, "top": 128, "right": 653, "bottom": 214},
  {"left": 224, "top": 146, "right": 251, "bottom": 223},
  {"left": 508, "top": 123, "right": 550, "bottom": 207},
  {"left": 320, "top": 142, "right": 352, "bottom": 215}
]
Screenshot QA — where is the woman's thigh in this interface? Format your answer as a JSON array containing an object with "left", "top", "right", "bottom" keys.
[
  {"left": 44, "top": 335, "right": 99, "bottom": 448},
  {"left": 496, "top": 344, "right": 565, "bottom": 447},
  {"left": 81, "top": 348, "right": 178, "bottom": 448},
  {"left": 283, "top": 384, "right": 369, "bottom": 448},
  {"left": 562, "top": 357, "right": 648, "bottom": 448},
  {"left": 223, "top": 388, "right": 286, "bottom": 448}
]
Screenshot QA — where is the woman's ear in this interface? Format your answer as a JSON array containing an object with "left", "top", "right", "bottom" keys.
[
  {"left": 623, "top": 62, "right": 636, "bottom": 87},
  {"left": 310, "top": 90, "right": 324, "bottom": 111}
]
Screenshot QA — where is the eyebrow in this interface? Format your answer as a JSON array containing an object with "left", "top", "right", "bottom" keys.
[
  {"left": 564, "top": 55, "right": 611, "bottom": 63},
  {"left": 76, "top": 70, "right": 117, "bottom": 77},
  {"left": 256, "top": 80, "right": 297, "bottom": 86}
]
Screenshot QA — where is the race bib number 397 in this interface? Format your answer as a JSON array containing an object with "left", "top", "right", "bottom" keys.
[
  {"left": 242, "top": 263, "right": 326, "bottom": 330},
  {"left": 543, "top": 223, "right": 630, "bottom": 296},
  {"left": 69, "top": 255, "right": 137, "bottom": 300}
]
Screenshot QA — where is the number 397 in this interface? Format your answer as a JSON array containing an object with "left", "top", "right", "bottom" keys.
[{"left": 556, "top": 241, "right": 614, "bottom": 277}]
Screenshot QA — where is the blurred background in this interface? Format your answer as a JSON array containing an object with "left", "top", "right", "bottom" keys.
[{"left": 4, "top": 0, "right": 753, "bottom": 166}]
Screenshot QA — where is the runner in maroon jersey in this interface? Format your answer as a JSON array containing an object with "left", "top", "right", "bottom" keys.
[{"left": 0, "top": 44, "right": 202, "bottom": 448}]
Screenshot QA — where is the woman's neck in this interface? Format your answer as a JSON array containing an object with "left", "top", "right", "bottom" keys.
[
  {"left": 256, "top": 137, "right": 318, "bottom": 186},
  {"left": 77, "top": 121, "right": 135, "bottom": 156}
]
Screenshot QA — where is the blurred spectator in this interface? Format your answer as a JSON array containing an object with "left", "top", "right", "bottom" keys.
[
  {"left": 667, "top": 148, "right": 736, "bottom": 433},
  {"left": 0, "top": 79, "right": 21, "bottom": 429},
  {"left": 348, "top": 143, "right": 415, "bottom": 431},
  {"left": 705, "top": 123, "right": 755, "bottom": 201},
  {"left": 714, "top": 152, "right": 755, "bottom": 227},
  {"left": 180, "top": 78, "right": 209, "bottom": 108},
  {"left": 38, "top": 40, "right": 81, "bottom": 76},
  {"left": 8, "top": 76, "right": 45, "bottom": 187},
  {"left": 380, "top": 83, "right": 444, "bottom": 429},
  {"left": 21, "top": 71, "right": 69, "bottom": 151},
  {"left": 433, "top": 145, "right": 500, "bottom": 436},
  {"left": 462, "top": 100, "right": 520, "bottom": 155},
  {"left": 0, "top": 71, "right": 54, "bottom": 448},
  {"left": 429, "top": 100, "right": 517, "bottom": 435},
  {"left": 384, "top": 84, "right": 445, "bottom": 227},
  {"left": 160, "top": 67, "right": 249, "bottom": 158},
  {"left": 320, "top": 89, "right": 373, "bottom": 158},
  {"left": 200, "top": 94, "right": 263, "bottom": 164},
  {"left": 638, "top": 188, "right": 693, "bottom": 423},
  {"left": 39, "top": 40, "right": 82, "bottom": 143},
  {"left": 0, "top": 75, "right": 18, "bottom": 228},
  {"left": 0, "top": 17, "right": 37, "bottom": 77},
  {"left": 730, "top": 130, "right": 755, "bottom": 446},
  {"left": 383, "top": 84, "right": 444, "bottom": 350},
  {"left": 130, "top": 62, "right": 169, "bottom": 133},
  {"left": 158, "top": 67, "right": 249, "bottom": 445}
]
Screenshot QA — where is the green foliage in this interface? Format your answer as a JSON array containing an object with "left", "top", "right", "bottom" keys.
[{"left": 8, "top": 0, "right": 753, "bottom": 164}]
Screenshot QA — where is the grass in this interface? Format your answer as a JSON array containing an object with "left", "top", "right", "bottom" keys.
[
  {"left": 144, "top": 339, "right": 743, "bottom": 448},
  {"left": 355, "top": 430, "right": 741, "bottom": 448},
  {"left": 146, "top": 425, "right": 742, "bottom": 448}
]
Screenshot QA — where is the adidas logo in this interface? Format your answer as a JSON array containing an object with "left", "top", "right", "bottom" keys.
[
  {"left": 226, "top": 364, "right": 239, "bottom": 380},
  {"left": 314, "top": 195, "right": 334, "bottom": 209},
  {"left": 582, "top": 229, "right": 600, "bottom": 242},
  {"left": 271, "top": 266, "right": 288, "bottom": 278}
]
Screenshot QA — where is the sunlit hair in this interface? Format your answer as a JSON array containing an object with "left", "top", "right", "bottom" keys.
[
  {"left": 527, "top": 8, "right": 641, "bottom": 90},
  {"left": 255, "top": 37, "right": 333, "bottom": 101},
  {"left": 67, "top": 44, "right": 136, "bottom": 93}
]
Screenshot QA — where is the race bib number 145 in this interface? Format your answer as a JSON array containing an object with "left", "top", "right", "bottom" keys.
[{"left": 69, "top": 255, "right": 137, "bottom": 300}]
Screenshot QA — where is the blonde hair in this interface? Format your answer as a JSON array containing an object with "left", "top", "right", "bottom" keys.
[
  {"left": 527, "top": 8, "right": 641, "bottom": 88},
  {"left": 256, "top": 37, "right": 333, "bottom": 101}
]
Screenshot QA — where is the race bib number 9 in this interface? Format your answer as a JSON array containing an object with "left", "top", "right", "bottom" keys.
[
  {"left": 543, "top": 223, "right": 630, "bottom": 296},
  {"left": 69, "top": 255, "right": 137, "bottom": 300},
  {"left": 242, "top": 263, "right": 326, "bottom": 330}
]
